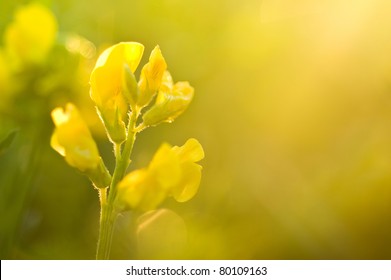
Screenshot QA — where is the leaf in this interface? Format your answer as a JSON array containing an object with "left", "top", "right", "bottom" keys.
[{"left": 0, "top": 129, "right": 18, "bottom": 156}]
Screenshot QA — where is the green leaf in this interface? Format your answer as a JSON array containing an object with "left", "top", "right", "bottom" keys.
[{"left": 0, "top": 129, "right": 18, "bottom": 156}]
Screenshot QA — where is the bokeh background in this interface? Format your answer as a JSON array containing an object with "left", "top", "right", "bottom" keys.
[{"left": 1, "top": 0, "right": 391, "bottom": 259}]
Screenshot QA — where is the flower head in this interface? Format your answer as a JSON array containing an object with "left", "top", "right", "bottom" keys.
[
  {"left": 4, "top": 3, "right": 57, "bottom": 66},
  {"left": 90, "top": 42, "right": 144, "bottom": 143},
  {"left": 116, "top": 138, "right": 204, "bottom": 212}
]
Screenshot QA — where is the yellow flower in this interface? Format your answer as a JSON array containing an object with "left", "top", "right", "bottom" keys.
[
  {"left": 142, "top": 71, "right": 194, "bottom": 127},
  {"left": 51, "top": 103, "right": 100, "bottom": 171},
  {"left": 137, "top": 45, "right": 167, "bottom": 107},
  {"left": 90, "top": 42, "right": 144, "bottom": 143},
  {"left": 4, "top": 3, "right": 57, "bottom": 66},
  {"left": 51, "top": 103, "right": 111, "bottom": 188},
  {"left": 116, "top": 138, "right": 204, "bottom": 212}
]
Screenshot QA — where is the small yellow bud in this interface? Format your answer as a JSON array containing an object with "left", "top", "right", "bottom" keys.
[
  {"left": 90, "top": 42, "right": 144, "bottom": 143},
  {"left": 4, "top": 3, "right": 57, "bottom": 67},
  {"left": 142, "top": 71, "right": 194, "bottom": 127},
  {"left": 137, "top": 45, "right": 167, "bottom": 107}
]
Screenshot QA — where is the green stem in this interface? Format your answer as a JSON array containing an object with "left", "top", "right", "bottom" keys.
[
  {"left": 96, "top": 109, "right": 140, "bottom": 259},
  {"left": 96, "top": 189, "right": 114, "bottom": 260}
]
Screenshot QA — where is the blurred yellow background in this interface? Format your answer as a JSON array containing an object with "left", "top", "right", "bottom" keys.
[{"left": 1, "top": 0, "right": 391, "bottom": 259}]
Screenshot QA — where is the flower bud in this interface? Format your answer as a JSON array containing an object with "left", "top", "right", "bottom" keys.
[
  {"left": 142, "top": 71, "right": 194, "bottom": 127},
  {"left": 137, "top": 45, "right": 167, "bottom": 107}
]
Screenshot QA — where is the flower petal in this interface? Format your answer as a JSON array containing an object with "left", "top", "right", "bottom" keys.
[
  {"left": 172, "top": 138, "right": 205, "bottom": 163},
  {"left": 50, "top": 132, "right": 65, "bottom": 157},
  {"left": 117, "top": 169, "right": 149, "bottom": 210},
  {"left": 156, "top": 71, "right": 174, "bottom": 99},
  {"left": 149, "top": 143, "right": 181, "bottom": 190},
  {"left": 94, "top": 42, "right": 144, "bottom": 73},
  {"left": 137, "top": 45, "right": 167, "bottom": 107},
  {"left": 142, "top": 81, "right": 194, "bottom": 127},
  {"left": 117, "top": 169, "right": 167, "bottom": 212},
  {"left": 171, "top": 162, "right": 202, "bottom": 202}
]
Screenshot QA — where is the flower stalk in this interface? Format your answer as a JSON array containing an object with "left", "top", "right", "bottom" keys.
[
  {"left": 50, "top": 42, "right": 204, "bottom": 259},
  {"left": 96, "top": 108, "right": 140, "bottom": 259}
]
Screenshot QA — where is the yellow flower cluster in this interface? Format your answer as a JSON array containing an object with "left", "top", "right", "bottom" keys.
[
  {"left": 8, "top": 2, "right": 205, "bottom": 258},
  {"left": 116, "top": 138, "right": 204, "bottom": 211},
  {"left": 51, "top": 41, "right": 203, "bottom": 211},
  {"left": 90, "top": 42, "right": 194, "bottom": 143}
]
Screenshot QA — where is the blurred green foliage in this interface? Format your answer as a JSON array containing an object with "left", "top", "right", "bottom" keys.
[{"left": 1, "top": 0, "right": 391, "bottom": 259}]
